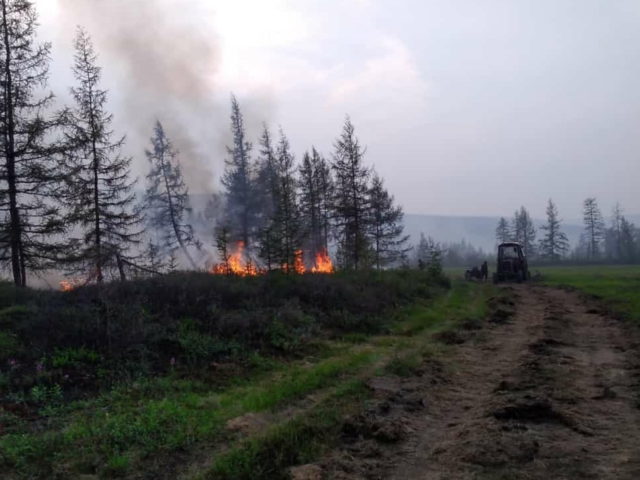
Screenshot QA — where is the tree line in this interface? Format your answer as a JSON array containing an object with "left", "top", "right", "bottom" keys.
[
  {"left": 0, "top": 1, "right": 410, "bottom": 287},
  {"left": 215, "top": 96, "right": 410, "bottom": 272},
  {"left": 495, "top": 198, "right": 640, "bottom": 263}
]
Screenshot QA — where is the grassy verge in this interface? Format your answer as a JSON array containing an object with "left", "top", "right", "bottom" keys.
[
  {"left": 538, "top": 265, "right": 640, "bottom": 321},
  {"left": 1, "top": 279, "right": 493, "bottom": 479}
]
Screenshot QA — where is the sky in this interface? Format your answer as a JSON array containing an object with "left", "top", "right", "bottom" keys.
[{"left": 34, "top": 0, "right": 640, "bottom": 220}]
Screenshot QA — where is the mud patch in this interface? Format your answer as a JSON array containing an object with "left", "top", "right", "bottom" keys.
[{"left": 492, "top": 397, "right": 567, "bottom": 424}]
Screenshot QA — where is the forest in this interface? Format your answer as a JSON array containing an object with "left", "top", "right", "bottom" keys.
[{"left": 0, "top": 2, "right": 415, "bottom": 290}]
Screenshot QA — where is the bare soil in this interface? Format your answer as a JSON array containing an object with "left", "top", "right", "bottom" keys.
[{"left": 316, "top": 285, "right": 640, "bottom": 479}]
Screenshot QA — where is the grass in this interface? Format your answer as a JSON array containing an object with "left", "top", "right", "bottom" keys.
[
  {"left": 0, "top": 278, "right": 494, "bottom": 479},
  {"left": 538, "top": 265, "right": 640, "bottom": 321}
]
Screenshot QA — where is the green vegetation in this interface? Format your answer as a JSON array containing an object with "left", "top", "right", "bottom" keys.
[
  {"left": 539, "top": 265, "right": 640, "bottom": 321},
  {"left": 0, "top": 272, "right": 493, "bottom": 479}
]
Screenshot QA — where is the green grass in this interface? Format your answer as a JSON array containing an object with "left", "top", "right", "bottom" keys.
[
  {"left": 0, "top": 349, "right": 377, "bottom": 477},
  {"left": 0, "top": 279, "right": 495, "bottom": 479},
  {"left": 203, "top": 380, "right": 367, "bottom": 480},
  {"left": 538, "top": 265, "right": 640, "bottom": 321}
]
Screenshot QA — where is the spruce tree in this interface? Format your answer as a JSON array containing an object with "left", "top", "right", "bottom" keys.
[
  {"left": 144, "top": 120, "right": 200, "bottom": 269},
  {"left": 538, "top": 199, "right": 569, "bottom": 261},
  {"left": 366, "top": 173, "right": 409, "bottom": 269},
  {"left": 583, "top": 197, "right": 604, "bottom": 260},
  {"left": 332, "top": 117, "right": 370, "bottom": 270},
  {"left": 495, "top": 217, "right": 510, "bottom": 244},
  {"left": 221, "top": 95, "right": 255, "bottom": 247},
  {"left": 0, "top": 0, "right": 65, "bottom": 286},
  {"left": 64, "top": 28, "right": 142, "bottom": 283}
]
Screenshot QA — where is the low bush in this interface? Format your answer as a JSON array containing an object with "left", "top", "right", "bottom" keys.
[{"left": 0, "top": 269, "right": 447, "bottom": 396}]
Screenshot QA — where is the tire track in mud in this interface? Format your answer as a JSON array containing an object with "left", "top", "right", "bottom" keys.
[
  {"left": 313, "top": 285, "right": 640, "bottom": 480},
  {"left": 387, "top": 285, "right": 640, "bottom": 480}
]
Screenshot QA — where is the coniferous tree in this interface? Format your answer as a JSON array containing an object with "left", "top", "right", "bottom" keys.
[
  {"left": 144, "top": 121, "right": 200, "bottom": 269},
  {"left": 538, "top": 199, "right": 569, "bottom": 261},
  {"left": 272, "top": 130, "right": 301, "bottom": 271},
  {"left": 64, "top": 28, "right": 142, "bottom": 283},
  {"left": 298, "top": 147, "right": 333, "bottom": 256},
  {"left": 511, "top": 207, "right": 536, "bottom": 257},
  {"left": 221, "top": 95, "right": 255, "bottom": 247},
  {"left": 254, "top": 125, "right": 278, "bottom": 233},
  {"left": 608, "top": 202, "right": 624, "bottom": 261},
  {"left": 415, "top": 233, "right": 443, "bottom": 275},
  {"left": 214, "top": 223, "right": 232, "bottom": 274},
  {"left": 619, "top": 216, "right": 638, "bottom": 263},
  {"left": 582, "top": 197, "right": 604, "bottom": 260},
  {"left": 0, "top": 0, "right": 65, "bottom": 286},
  {"left": 254, "top": 125, "right": 281, "bottom": 269},
  {"left": 495, "top": 217, "right": 510, "bottom": 244},
  {"left": 332, "top": 117, "right": 370, "bottom": 270},
  {"left": 366, "top": 173, "right": 410, "bottom": 269}
]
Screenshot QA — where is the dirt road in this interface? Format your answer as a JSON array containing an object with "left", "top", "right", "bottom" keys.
[{"left": 321, "top": 285, "right": 640, "bottom": 479}]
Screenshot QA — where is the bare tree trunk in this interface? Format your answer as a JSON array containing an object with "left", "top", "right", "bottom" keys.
[{"left": 2, "top": 0, "right": 23, "bottom": 286}]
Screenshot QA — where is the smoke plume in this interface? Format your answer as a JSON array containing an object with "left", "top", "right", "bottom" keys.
[{"left": 49, "top": 0, "right": 227, "bottom": 193}]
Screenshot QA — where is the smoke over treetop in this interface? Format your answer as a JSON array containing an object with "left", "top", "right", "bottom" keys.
[{"left": 39, "top": 0, "right": 267, "bottom": 194}]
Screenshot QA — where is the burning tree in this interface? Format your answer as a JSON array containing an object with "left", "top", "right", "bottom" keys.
[
  {"left": 0, "top": 0, "right": 66, "bottom": 286},
  {"left": 62, "top": 28, "right": 143, "bottom": 283},
  {"left": 299, "top": 147, "right": 333, "bottom": 260},
  {"left": 221, "top": 95, "right": 257, "bottom": 248},
  {"left": 144, "top": 121, "right": 200, "bottom": 269}
]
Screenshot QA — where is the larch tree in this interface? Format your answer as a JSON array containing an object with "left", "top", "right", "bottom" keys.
[
  {"left": 298, "top": 147, "right": 333, "bottom": 257},
  {"left": 495, "top": 217, "right": 510, "bottom": 244},
  {"left": 366, "top": 172, "right": 410, "bottom": 269},
  {"left": 221, "top": 95, "right": 255, "bottom": 247},
  {"left": 619, "top": 216, "right": 638, "bottom": 263},
  {"left": 64, "top": 28, "right": 142, "bottom": 283},
  {"left": 0, "top": 0, "right": 65, "bottom": 286},
  {"left": 609, "top": 202, "right": 624, "bottom": 260},
  {"left": 144, "top": 120, "right": 200, "bottom": 269},
  {"left": 272, "top": 130, "right": 301, "bottom": 271},
  {"left": 582, "top": 197, "right": 604, "bottom": 260},
  {"left": 254, "top": 125, "right": 278, "bottom": 233},
  {"left": 332, "top": 117, "right": 370, "bottom": 270},
  {"left": 538, "top": 199, "right": 569, "bottom": 261},
  {"left": 511, "top": 206, "right": 536, "bottom": 257}
]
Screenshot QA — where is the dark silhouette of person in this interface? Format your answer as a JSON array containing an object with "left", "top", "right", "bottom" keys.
[{"left": 481, "top": 261, "right": 488, "bottom": 281}]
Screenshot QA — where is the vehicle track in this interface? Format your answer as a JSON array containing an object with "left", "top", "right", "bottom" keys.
[{"left": 386, "top": 285, "right": 640, "bottom": 480}]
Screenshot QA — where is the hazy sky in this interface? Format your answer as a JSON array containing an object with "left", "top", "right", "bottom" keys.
[{"left": 35, "top": 0, "right": 640, "bottom": 219}]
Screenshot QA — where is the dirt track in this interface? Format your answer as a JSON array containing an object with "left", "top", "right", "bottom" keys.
[{"left": 320, "top": 285, "right": 640, "bottom": 479}]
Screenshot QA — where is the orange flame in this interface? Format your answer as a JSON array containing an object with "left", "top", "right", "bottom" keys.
[
  {"left": 280, "top": 249, "right": 306, "bottom": 274},
  {"left": 60, "top": 279, "right": 82, "bottom": 292},
  {"left": 210, "top": 242, "right": 334, "bottom": 276},
  {"left": 210, "top": 241, "right": 260, "bottom": 276},
  {"left": 311, "top": 248, "right": 334, "bottom": 273},
  {"left": 294, "top": 249, "right": 306, "bottom": 274}
]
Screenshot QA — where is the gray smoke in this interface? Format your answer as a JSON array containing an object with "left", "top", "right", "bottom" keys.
[{"left": 49, "top": 0, "right": 231, "bottom": 193}]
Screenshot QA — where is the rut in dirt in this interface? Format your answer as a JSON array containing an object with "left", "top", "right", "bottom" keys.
[
  {"left": 313, "top": 285, "right": 640, "bottom": 480},
  {"left": 390, "top": 285, "right": 640, "bottom": 480}
]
